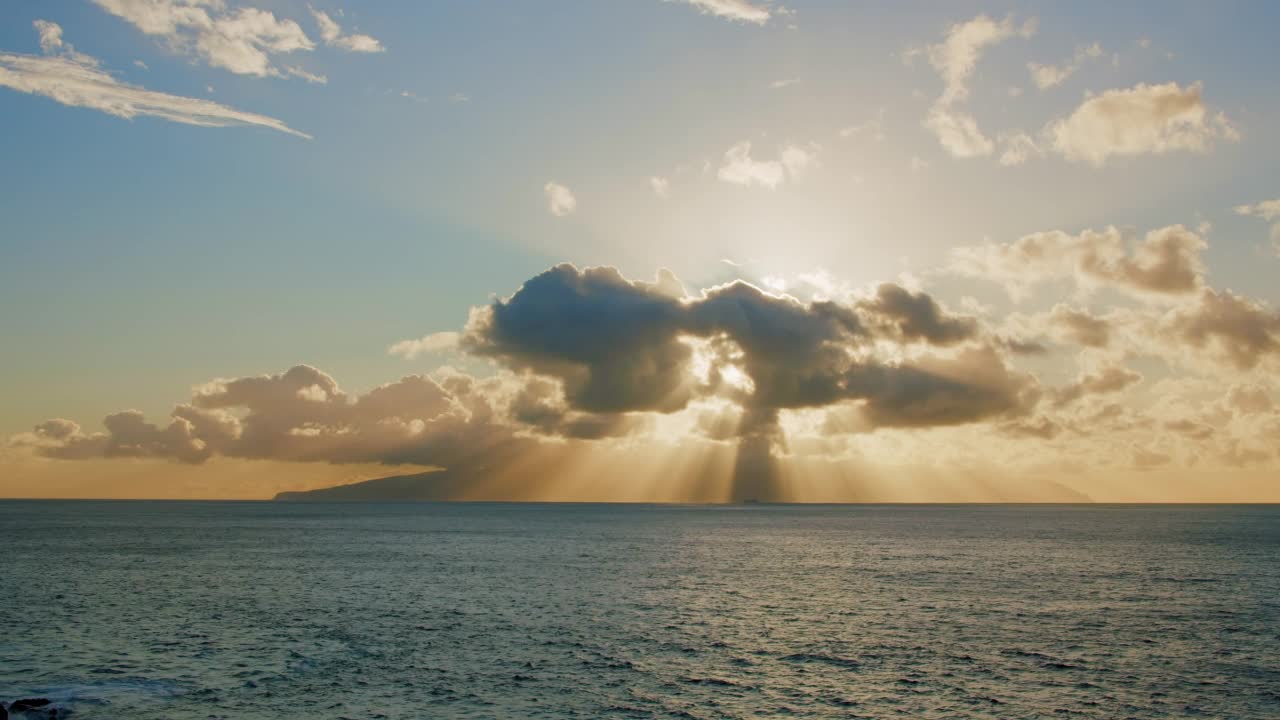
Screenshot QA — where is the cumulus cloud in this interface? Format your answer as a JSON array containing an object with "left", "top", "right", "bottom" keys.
[
  {"left": 919, "top": 14, "right": 1035, "bottom": 158},
  {"left": 0, "top": 21, "right": 309, "bottom": 137},
  {"left": 649, "top": 176, "right": 670, "bottom": 198},
  {"left": 309, "top": 6, "right": 384, "bottom": 53},
  {"left": 670, "top": 0, "right": 771, "bottom": 25},
  {"left": 1234, "top": 198, "right": 1280, "bottom": 254},
  {"left": 14, "top": 365, "right": 538, "bottom": 470},
  {"left": 1167, "top": 289, "right": 1280, "bottom": 370},
  {"left": 463, "top": 264, "right": 1033, "bottom": 430},
  {"left": 718, "top": 141, "right": 817, "bottom": 188},
  {"left": 951, "top": 224, "right": 1206, "bottom": 301},
  {"left": 543, "top": 181, "right": 577, "bottom": 216},
  {"left": 1046, "top": 82, "right": 1238, "bottom": 166},
  {"left": 855, "top": 283, "right": 979, "bottom": 346},
  {"left": 388, "top": 331, "right": 460, "bottom": 359},
  {"left": 92, "top": 0, "right": 331, "bottom": 79}
]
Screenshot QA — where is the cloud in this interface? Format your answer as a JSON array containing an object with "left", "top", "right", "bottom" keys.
[
  {"left": 770, "top": 77, "right": 800, "bottom": 89},
  {"left": 1049, "top": 305, "right": 1112, "bottom": 347},
  {"left": 1168, "top": 289, "right": 1280, "bottom": 370},
  {"left": 780, "top": 142, "right": 820, "bottom": 177},
  {"left": 670, "top": 0, "right": 771, "bottom": 25},
  {"left": 388, "top": 331, "right": 460, "bottom": 359},
  {"left": 649, "top": 176, "right": 670, "bottom": 198},
  {"left": 309, "top": 6, "right": 384, "bottom": 53},
  {"left": 855, "top": 283, "right": 979, "bottom": 346},
  {"left": 718, "top": 141, "right": 784, "bottom": 188},
  {"left": 919, "top": 14, "right": 1035, "bottom": 158},
  {"left": 92, "top": 0, "right": 325, "bottom": 78},
  {"left": 951, "top": 224, "right": 1206, "bottom": 301},
  {"left": 462, "top": 265, "right": 693, "bottom": 414},
  {"left": 998, "top": 132, "right": 1041, "bottom": 166},
  {"left": 16, "top": 365, "right": 523, "bottom": 469},
  {"left": 1046, "top": 82, "right": 1238, "bottom": 166},
  {"left": 19, "top": 261, "right": 1280, "bottom": 500},
  {"left": 1234, "top": 198, "right": 1280, "bottom": 254},
  {"left": 925, "top": 108, "right": 994, "bottom": 158},
  {"left": 718, "top": 141, "right": 817, "bottom": 188},
  {"left": 462, "top": 264, "right": 1033, "bottom": 431},
  {"left": 543, "top": 181, "right": 577, "bottom": 216},
  {"left": 0, "top": 21, "right": 309, "bottom": 137},
  {"left": 838, "top": 109, "right": 885, "bottom": 142},
  {"left": 1027, "top": 42, "right": 1102, "bottom": 90},
  {"left": 1052, "top": 365, "right": 1142, "bottom": 406},
  {"left": 284, "top": 65, "right": 327, "bottom": 84},
  {"left": 926, "top": 15, "right": 1035, "bottom": 105}
]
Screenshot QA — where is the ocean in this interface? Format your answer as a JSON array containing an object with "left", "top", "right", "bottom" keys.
[{"left": 2, "top": 502, "right": 1277, "bottom": 719}]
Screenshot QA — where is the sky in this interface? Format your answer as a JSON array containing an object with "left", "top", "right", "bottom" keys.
[{"left": 2, "top": 0, "right": 1279, "bottom": 501}]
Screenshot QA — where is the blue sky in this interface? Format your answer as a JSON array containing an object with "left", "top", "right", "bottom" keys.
[{"left": 2, "top": 1, "right": 1279, "bottom": 500}]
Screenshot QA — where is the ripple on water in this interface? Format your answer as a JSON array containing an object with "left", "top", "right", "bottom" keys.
[{"left": 1, "top": 502, "right": 1278, "bottom": 719}]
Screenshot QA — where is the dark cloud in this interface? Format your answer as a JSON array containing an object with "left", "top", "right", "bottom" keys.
[
  {"left": 856, "top": 283, "right": 979, "bottom": 346},
  {"left": 1169, "top": 289, "right": 1280, "bottom": 370},
  {"left": 1086, "top": 226, "right": 1205, "bottom": 295},
  {"left": 462, "top": 265, "right": 694, "bottom": 414},
  {"left": 845, "top": 347, "right": 1038, "bottom": 429},
  {"left": 1049, "top": 304, "right": 1111, "bottom": 348}
]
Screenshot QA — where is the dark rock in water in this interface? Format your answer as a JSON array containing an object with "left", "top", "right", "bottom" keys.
[{"left": 6, "top": 699, "right": 66, "bottom": 719}]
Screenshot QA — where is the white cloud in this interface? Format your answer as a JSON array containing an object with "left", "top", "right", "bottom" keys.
[
  {"left": 927, "top": 15, "right": 1034, "bottom": 105},
  {"left": 309, "top": 7, "right": 384, "bottom": 53},
  {"left": 780, "top": 142, "right": 819, "bottom": 177},
  {"left": 1028, "top": 42, "right": 1103, "bottom": 90},
  {"left": 544, "top": 181, "right": 577, "bottom": 216},
  {"left": 34, "top": 19, "right": 67, "bottom": 55},
  {"left": 919, "top": 14, "right": 1036, "bottom": 158},
  {"left": 388, "top": 332, "right": 461, "bottom": 359},
  {"left": 32, "top": 19, "right": 97, "bottom": 66},
  {"left": 1047, "top": 82, "right": 1238, "bottom": 166},
  {"left": 925, "top": 107, "right": 993, "bottom": 158},
  {"left": 770, "top": 77, "right": 800, "bottom": 89},
  {"left": 951, "top": 224, "right": 1207, "bottom": 301},
  {"left": 92, "top": 0, "right": 319, "bottom": 78},
  {"left": 838, "top": 108, "right": 885, "bottom": 141},
  {"left": 718, "top": 141, "right": 817, "bottom": 189},
  {"left": 671, "top": 0, "right": 771, "bottom": 25},
  {"left": 284, "top": 65, "right": 327, "bottom": 84},
  {"left": 650, "top": 176, "right": 670, "bottom": 198},
  {"left": 1235, "top": 199, "right": 1280, "bottom": 255},
  {"left": 0, "top": 21, "right": 309, "bottom": 138},
  {"left": 718, "top": 141, "right": 784, "bottom": 188},
  {"left": 998, "top": 132, "right": 1041, "bottom": 166}
]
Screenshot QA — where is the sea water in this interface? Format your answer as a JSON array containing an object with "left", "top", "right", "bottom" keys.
[{"left": 2, "top": 502, "right": 1277, "bottom": 718}]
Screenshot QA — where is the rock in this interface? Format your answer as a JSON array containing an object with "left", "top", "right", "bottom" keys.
[{"left": 6, "top": 699, "right": 65, "bottom": 719}]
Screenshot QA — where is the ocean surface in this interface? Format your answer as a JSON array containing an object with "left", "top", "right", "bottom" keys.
[{"left": 1, "top": 502, "right": 1278, "bottom": 719}]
